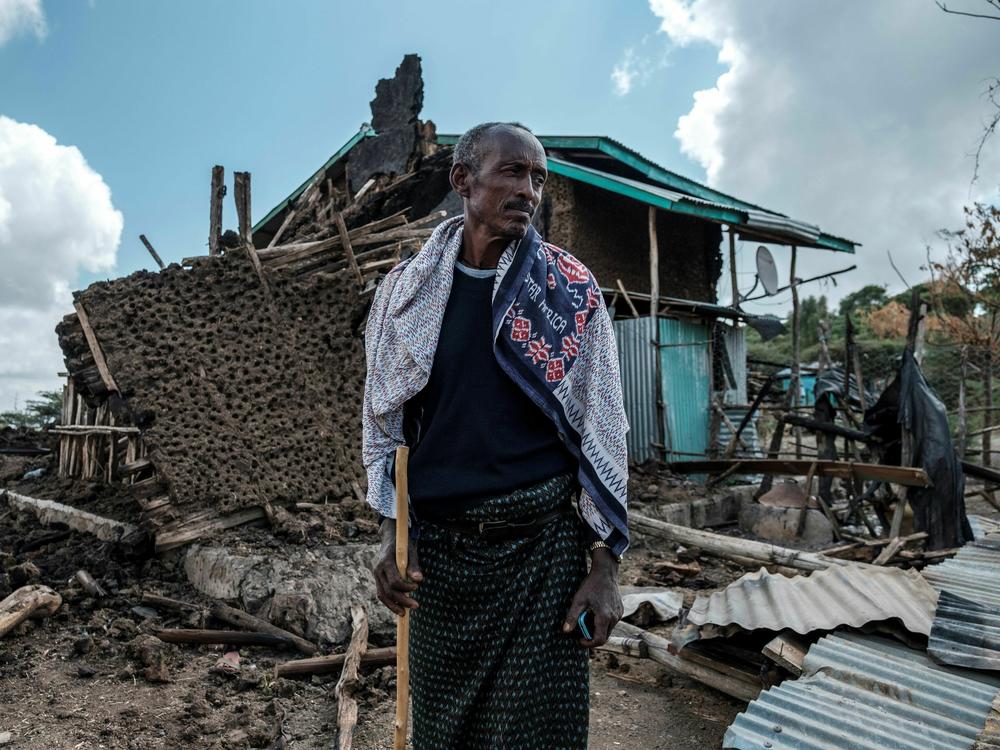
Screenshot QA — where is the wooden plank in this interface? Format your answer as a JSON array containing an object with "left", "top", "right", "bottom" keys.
[
  {"left": 334, "top": 212, "right": 363, "bottom": 285},
  {"left": 614, "top": 621, "right": 760, "bottom": 702},
  {"left": 762, "top": 632, "right": 808, "bottom": 676},
  {"left": 73, "top": 301, "right": 119, "bottom": 394},
  {"left": 50, "top": 425, "right": 139, "bottom": 435},
  {"left": 154, "top": 507, "right": 268, "bottom": 552},
  {"left": 873, "top": 536, "right": 907, "bottom": 565},
  {"left": 671, "top": 459, "right": 931, "bottom": 487},
  {"left": 2, "top": 490, "right": 141, "bottom": 543},
  {"left": 139, "top": 234, "right": 165, "bottom": 270}
]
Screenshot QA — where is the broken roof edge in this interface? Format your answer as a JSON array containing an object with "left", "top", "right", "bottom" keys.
[
  {"left": 441, "top": 132, "right": 858, "bottom": 253},
  {"left": 547, "top": 156, "right": 855, "bottom": 254},
  {"left": 253, "top": 126, "right": 858, "bottom": 254},
  {"left": 252, "top": 125, "right": 375, "bottom": 236}
]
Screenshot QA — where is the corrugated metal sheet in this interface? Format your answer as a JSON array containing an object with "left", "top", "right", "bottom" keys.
[
  {"left": 660, "top": 317, "right": 711, "bottom": 461},
  {"left": 923, "top": 532, "right": 1000, "bottom": 608},
  {"left": 929, "top": 590, "right": 1000, "bottom": 671},
  {"left": 717, "top": 407, "right": 762, "bottom": 459},
  {"left": 720, "top": 323, "right": 748, "bottom": 405},
  {"left": 724, "top": 632, "right": 1000, "bottom": 750},
  {"left": 688, "top": 565, "right": 938, "bottom": 637},
  {"left": 613, "top": 316, "right": 659, "bottom": 463},
  {"left": 925, "top": 531, "right": 1000, "bottom": 671},
  {"left": 970, "top": 514, "right": 1000, "bottom": 539}
]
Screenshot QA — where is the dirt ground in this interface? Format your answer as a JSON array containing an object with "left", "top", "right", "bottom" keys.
[
  {"left": 0, "top": 456, "right": 747, "bottom": 750},
  {"left": 6, "top": 448, "right": 999, "bottom": 749}
]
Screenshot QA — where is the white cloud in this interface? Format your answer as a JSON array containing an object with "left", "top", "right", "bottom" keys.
[
  {"left": 0, "top": 0, "right": 46, "bottom": 46},
  {"left": 0, "top": 116, "right": 122, "bottom": 411},
  {"left": 612, "top": 48, "right": 639, "bottom": 96},
  {"left": 649, "top": 0, "right": 1000, "bottom": 307}
]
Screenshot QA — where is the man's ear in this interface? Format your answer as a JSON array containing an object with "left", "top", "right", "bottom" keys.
[{"left": 450, "top": 163, "right": 472, "bottom": 198}]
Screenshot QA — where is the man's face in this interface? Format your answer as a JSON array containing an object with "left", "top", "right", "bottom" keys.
[{"left": 452, "top": 128, "right": 548, "bottom": 240}]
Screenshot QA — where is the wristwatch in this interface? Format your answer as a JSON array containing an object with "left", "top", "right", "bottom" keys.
[{"left": 588, "top": 540, "right": 622, "bottom": 563}]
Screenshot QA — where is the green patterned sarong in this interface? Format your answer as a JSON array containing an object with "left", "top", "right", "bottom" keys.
[{"left": 410, "top": 473, "right": 589, "bottom": 749}]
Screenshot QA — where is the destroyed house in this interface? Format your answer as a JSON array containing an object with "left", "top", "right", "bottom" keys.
[
  {"left": 53, "top": 55, "right": 857, "bottom": 553},
  {"left": 253, "top": 126, "right": 858, "bottom": 465}
]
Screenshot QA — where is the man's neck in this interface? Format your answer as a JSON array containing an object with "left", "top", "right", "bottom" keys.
[{"left": 459, "top": 217, "right": 515, "bottom": 269}]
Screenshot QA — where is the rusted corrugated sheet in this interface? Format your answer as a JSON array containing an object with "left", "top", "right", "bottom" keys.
[
  {"left": 724, "top": 632, "right": 1000, "bottom": 750},
  {"left": 612, "top": 316, "right": 658, "bottom": 463},
  {"left": 688, "top": 565, "right": 938, "bottom": 637},
  {"left": 925, "top": 531, "right": 1000, "bottom": 671}
]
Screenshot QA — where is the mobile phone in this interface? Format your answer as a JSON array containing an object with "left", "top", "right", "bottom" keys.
[{"left": 577, "top": 610, "right": 596, "bottom": 640}]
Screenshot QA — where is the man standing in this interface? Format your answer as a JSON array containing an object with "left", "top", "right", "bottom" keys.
[{"left": 363, "top": 123, "right": 629, "bottom": 748}]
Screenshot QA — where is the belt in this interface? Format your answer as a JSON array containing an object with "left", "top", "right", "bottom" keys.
[{"left": 427, "top": 507, "right": 570, "bottom": 541}]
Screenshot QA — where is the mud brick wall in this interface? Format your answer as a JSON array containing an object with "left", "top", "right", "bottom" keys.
[
  {"left": 539, "top": 173, "right": 722, "bottom": 302},
  {"left": 73, "top": 253, "right": 368, "bottom": 517}
]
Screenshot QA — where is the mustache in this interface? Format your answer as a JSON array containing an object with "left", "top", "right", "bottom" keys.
[{"left": 504, "top": 200, "right": 535, "bottom": 214}]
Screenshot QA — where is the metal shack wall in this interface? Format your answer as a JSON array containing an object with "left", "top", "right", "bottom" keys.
[
  {"left": 613, "top": 316, "right": 659, "bottom": 463},
  {"left": 613, "top": 315, "right": 712, "bottom": 464},
  {"left": 719, "top": 323, "right": 748, "bottom": 405}
]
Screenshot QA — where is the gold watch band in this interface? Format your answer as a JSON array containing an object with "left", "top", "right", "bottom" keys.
[{"left": 588, "top": 540, "right": 621, "bottom": 562}]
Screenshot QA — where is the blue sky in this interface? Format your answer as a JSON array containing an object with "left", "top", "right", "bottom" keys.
[{"left": 0, "top": 0, "right": 722, "bottom": 284}]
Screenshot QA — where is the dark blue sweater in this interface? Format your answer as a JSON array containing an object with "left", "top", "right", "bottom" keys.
[{"left": 402, "top": 262, "right": 577, "bottom": 521}]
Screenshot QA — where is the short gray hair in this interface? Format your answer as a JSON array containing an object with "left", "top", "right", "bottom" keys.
[{"left": 452, "top": 122, "right": 533, "bottom": 175}]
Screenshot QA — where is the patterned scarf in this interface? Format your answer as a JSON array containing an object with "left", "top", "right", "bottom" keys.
[{"left": 362, "top": 215, "right": 629, "bottom": 555}]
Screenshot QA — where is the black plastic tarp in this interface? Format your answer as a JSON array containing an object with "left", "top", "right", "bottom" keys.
[
  {"left": 814, "top": 365, "right": 875, "bottom": 412},
  {"left": 864, "top": 351, "right": 972, "bottom": 550}
]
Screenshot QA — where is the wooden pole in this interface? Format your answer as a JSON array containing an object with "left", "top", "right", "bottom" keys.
[
  {"left": 334, "top": 212, "right": 364, "bottom": 285},
  {"left": 234, "top": 171, "right": 253, "bottom": 247},
  {"left": 139, "top": 235, "right": 165, "bottom": 270},
  {"left": 728, "top": 227, "right": 739, "bottom": 308},
  {"left": 209, "top": 165, "right": 225, "bottom": 256},
  {"left": 649, "top": 207, "right": 666, "bottom": 461},
  {"left": 957, "top": 346, "right": 968, "bottom": 459},
  {"left": 789, "top": 246, "right": 802, "bottom": 459},
  {"left": 394, "top": 445, "right": 410, "bottom": 750}
]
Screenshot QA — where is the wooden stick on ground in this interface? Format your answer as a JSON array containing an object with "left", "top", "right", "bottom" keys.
[
  {"left": 0, "top": 585, "right": 62, "bottom": 639},
  {"left": 335, "top": 605, "right": 369, "bottom": 750},
  {"left": 274, "top": 647, "right": 397, "bottom": 679},
  {"left": 394, "top": 445, "right": 410, "bottom": 750},
  {"left": 210, "top": 602, "right": 318, "bottom": 656},
  {"left": 153, "top": 628, "right": 296, "bottom": 648}
]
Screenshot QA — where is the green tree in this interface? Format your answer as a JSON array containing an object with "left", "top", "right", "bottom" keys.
[
  {"left": 838, "top": 284, "right": 888, "bottom": 317},
  {"left": 0, "top": 390, "right": 63, "bottom": 430}
]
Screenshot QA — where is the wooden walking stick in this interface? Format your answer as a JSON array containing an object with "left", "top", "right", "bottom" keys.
[{"left": 394, "top": 445, "right": 410, "bottom": 750}]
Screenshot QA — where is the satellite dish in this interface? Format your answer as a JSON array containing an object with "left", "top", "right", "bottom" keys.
[{"left": 756, "top": 246, "right": 779, "bottom": 296}]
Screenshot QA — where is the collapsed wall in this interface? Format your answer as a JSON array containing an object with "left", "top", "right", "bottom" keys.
[{"left": 58, "top": 253, "right": 370, "bottom": 539}]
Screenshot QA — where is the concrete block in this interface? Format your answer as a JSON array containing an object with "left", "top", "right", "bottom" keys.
[
  {"left": 738, "top": 500, "right": 833, "bottom": 546},
  {"left": 184, "top": 542, "right": 393, "bottom": 647}
]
